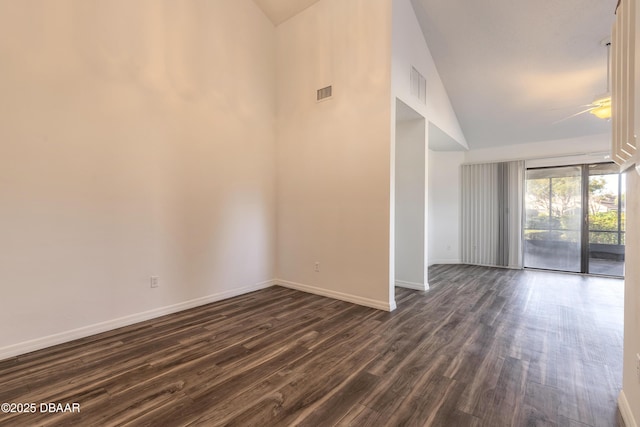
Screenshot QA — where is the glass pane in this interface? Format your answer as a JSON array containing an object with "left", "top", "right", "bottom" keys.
[
  {"left": 524, "top": 166, "right": 582, "bottom": 272},
  {"left": 621, "top": 174, "right": 626, "bottom": 232},
  {"left": 588, "top": 167, "right": 625, "bottom": 276}
]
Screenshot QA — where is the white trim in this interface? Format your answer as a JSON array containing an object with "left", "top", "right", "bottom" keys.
[
  {"left": 0, "top": 280, "right": 275, "bottom": 361},
  {"left": 619, "top": 390, "right": 638, "bottom": 427},
  {"left": 428, "top": 259, "right": 460, "bottom": 266},
  {"left": 395, "top": 280, "right": 429, "bottom": 291},
  {"left": 463, "top": 262, "right": 522, "bottom": 270},
  {"left": 276, "top": 279, "right": 395, "bottom": 312}
]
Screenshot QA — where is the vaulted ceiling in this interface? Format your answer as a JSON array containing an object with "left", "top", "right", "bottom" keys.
[
  {"left": 253, "top": 0, "right": 322, "bottom": 25},
  {"left": 411, "top": 0, "right": 616, "bottom": 149},
  {"left": 255, "top": 0, "right": 616, "bottom": 150}
]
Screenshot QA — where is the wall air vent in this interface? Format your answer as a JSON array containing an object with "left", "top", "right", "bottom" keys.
[
  {"left": 410, "top": 66, "right": 426, "bottom": 104},
  {"left": 317, "top": 85, "right": 333, "bottom": 102}
]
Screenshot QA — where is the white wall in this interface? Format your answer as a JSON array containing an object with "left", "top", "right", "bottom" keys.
[
  {"left": 395, "top": 118, "right": 427, "bottom": 289},
  {"left": 391, "top": 0, "right": 467, "bottom": 150},
  {"left": 391, "top": 0, "right": 467, "bottom": 298},
  {"left": 0, "top": 0, "right": 277, "bottom": 357},
  {"left": 464, "top": 133, "right": 610, "bottom": 165},
  {"left": 428, "top": 150, "right": 464, "bottom": 265},
  {"left": 621, "top": 169, "right": 640, "bottom": 426},
  {"left": 275, "top": 0, "right": 394, "bottom": 310}
]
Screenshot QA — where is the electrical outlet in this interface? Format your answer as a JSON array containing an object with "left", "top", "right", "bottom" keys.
[
  {"left": 314, "top": 262, "right": 320, "bottom": 272},
  {"left": 150, "top": 276, "right": 159, "bottom": 288},
  {"left": 636, "top": 353, "right": 640, "bottom": 382}
]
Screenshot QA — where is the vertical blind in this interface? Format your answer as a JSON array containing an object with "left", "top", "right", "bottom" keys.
[{"left": 461, "top": 161, "right": 524, "bottom": 268}]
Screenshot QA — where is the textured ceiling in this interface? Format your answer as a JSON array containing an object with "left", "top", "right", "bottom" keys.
[{"left": 411, "top": 0, "right": 617, "bottom": 149}]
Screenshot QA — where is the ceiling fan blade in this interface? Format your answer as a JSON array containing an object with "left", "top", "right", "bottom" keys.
[
  {"left": 552, "top": 107, "right": 595, "bottom": 124},
  {"left": 549, "top": 104, "right": 595, "bottom": 111}
]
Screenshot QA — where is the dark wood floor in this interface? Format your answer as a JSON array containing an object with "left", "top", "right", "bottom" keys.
[{"left": 0, "top": 265, "right": 625, "bottom": 426}]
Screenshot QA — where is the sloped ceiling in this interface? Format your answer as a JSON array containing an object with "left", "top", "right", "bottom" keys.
[
  {"left": 410, "top": 0, "right": 617, "bottom": 149},
  {"left": 255, "top": 0, "right": 617, "bottom": 150},
  {"left": 253, "top": 0, "right": 322, "bottom": 25}
]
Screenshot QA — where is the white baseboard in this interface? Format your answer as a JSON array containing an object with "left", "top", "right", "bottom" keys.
[
  {"left": 462, "top": 262, "right": 522, "bottom": 270},
  {"left": 428, "top": 259, "right": 460, "bottom": 266},
  {"left": 395, "top": 280, "right": 429, "bottom": 291},
  {"left": 276, "top": 279, "right": 395, "bottom": 312},
  {"left": 0, "top": 280, "right": 275, "bottom": 362},
  {"left": 619, "top": 390, "right": 638, "bottom": 427}
]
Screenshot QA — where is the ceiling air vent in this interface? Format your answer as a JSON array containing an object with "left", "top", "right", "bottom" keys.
[
  {"left": 317, "top": 85, "right": 333, "bottom": 102},
  {"left": 410, "top": 67, "right": 426, "bottom": 104}
]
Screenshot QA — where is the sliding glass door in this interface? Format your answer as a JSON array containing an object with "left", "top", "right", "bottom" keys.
[
  {"left": 524, "top": 166, "right": 582, "bottom": 272},
  {"left": 524, "top": 162, "right": 625, "bottom": 276},
  {"left": 587, "top": 163, "right": 626, "bottom": 276}
]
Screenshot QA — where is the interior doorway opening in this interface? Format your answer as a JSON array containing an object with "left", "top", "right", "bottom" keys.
[{"left": 394, "top": 100, "right": 428, "bottom": 292}]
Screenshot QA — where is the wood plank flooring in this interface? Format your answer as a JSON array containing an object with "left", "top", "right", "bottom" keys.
[{"left": 0, "top": 264, "right": 625, "bottom": 426}]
